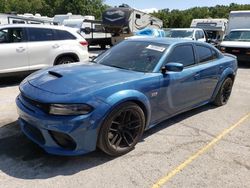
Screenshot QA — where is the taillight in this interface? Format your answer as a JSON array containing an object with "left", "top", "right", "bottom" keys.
[{"left": 79, "top": 41, "right": 88, "bottom": 47}]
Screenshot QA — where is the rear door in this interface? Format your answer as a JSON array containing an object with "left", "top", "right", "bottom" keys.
[
  {"left": 26, "top": 27, "right": 57, "bottom": 70},
  {"left": 194, "top": 44, "right": 221, "bottom": 101},
  {"left": 0, "top": 27, "right": 28, "bottom": 73}
]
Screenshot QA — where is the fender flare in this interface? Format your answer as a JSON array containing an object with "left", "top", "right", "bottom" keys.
[
  {"left": 211, "top": 67, "right": 236, "bottom": 101},
  {"left": 104, "top": 90, "right": 152, "bottom": 128}
]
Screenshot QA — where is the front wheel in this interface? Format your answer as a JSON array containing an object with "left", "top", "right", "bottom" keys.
[
  {"left": 98, "top": 102, "right": 145, "bottom": 156},
  {"left": 213, "top": 77, "right": 233, "bottom": 106},
  {"left": 55, "top": 56, "right": 75, "bottom": 65}
]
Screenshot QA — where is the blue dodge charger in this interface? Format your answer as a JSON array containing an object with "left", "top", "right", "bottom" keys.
[{"left": 16, "top": 38, "right": 237, "bottom": 156}]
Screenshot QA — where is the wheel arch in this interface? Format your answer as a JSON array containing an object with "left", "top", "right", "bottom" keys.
[
  {"left": 102, "top": 90, "right": 152, "bottom": 130},
  {"left": 54, "top": 53, "right": 80, "bottom": 65},
  {"left": 211, "top": 68, "right": 236, "bottom": 101}
]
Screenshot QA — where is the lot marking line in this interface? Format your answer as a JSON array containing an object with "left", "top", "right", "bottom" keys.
[{"left": 152, "top": 112, "right": 250, "bottom": 188}]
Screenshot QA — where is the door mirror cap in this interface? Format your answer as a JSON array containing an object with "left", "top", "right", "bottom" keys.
[{"left": 161, "top": 63, "right": 184, "bottom": 74}]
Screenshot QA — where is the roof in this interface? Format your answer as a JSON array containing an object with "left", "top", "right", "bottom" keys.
[
  {"left": 126, "top": 37, "right": 205, "bottom": 46},
  {"left": 0, "top": 24, "right": 76, "bottom": 31}
]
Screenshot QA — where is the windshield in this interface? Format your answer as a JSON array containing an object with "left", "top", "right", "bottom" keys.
[
  {"left": 224, "top": 31, "right": 250, "bottom": 42},
  {"left": 94, "top": 41, "right": 168, "bottom": 73},
  {"left": 166, "top": 30, "right": 194, "bottom": 38}
]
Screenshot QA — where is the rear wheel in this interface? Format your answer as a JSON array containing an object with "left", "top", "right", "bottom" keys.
[
  {"left": 98, "top": 102, "right": 145, "bottom": 156},
  {"left": 55, "top": 56, "right": 75, "bottom": 65},
  {"left": 213, "top": 77, "right": 233, "bottom": 106}
]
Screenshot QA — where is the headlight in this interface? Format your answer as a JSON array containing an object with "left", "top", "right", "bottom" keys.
[
  {"left": 220, "top": 46, "right": 226, "bottom": 52},
  {"left": 49, "top": 104, "right": 93, "bottom": 115}
]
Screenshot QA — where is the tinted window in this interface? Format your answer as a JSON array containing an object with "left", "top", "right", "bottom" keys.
[
  {"left": 55, "top": 29, "right": 76, "bottom": 40},
  {"left": 167, "top": 45, "right": 195, "bottom": 67},
  {"left": 95, "top": 41, "right": 168, "bottom": 73},
  {"left": 196, "top": 45, "right": 215, "bottom": 63},
  {"left": 224, "top": 31, "right": 250, "bottom": 41},
  {"left": 28, "top": 28, "right": 54, "bottom": 41},
  {"left": 0, "top": 28, "right": 25, "bottom": 43},
  {"left": 136, "top": 14, "right": 141, "bottom": 19}
]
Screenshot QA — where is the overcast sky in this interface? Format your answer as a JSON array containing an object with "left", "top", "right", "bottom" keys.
[{"left": 104, "top": 0, "right": 250, "bottom": 12}]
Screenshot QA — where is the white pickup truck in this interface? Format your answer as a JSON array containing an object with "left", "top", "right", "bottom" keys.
[{"left": 219, "top": 29, "right": 250, "bottom": 62}]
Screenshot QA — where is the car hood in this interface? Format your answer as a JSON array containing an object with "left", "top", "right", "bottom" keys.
[
  {"left": 26, "top": 62, "right": 145, "bottom": 95},
  {"left": 220, "top": 41, "right": 250, "bottom": 48}
]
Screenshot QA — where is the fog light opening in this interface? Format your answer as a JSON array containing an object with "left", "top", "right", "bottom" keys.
[{"left": 49, "top": 131, "right": 76, "bottom": 150}]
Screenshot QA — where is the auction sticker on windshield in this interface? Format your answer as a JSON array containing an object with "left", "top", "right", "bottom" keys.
[{"left": 146, "top": 45, "right": 166, "bottom": 52}]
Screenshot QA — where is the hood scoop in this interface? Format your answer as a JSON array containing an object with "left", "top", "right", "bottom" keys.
[{"left": 48, "top": 71, "right": 63, "bottom": 78}]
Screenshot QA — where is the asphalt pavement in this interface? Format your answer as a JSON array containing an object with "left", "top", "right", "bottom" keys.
[{"left": 0, "top": 59, "right": 249, "bottom": 188}]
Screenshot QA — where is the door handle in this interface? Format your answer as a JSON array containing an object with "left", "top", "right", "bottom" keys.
[
  {"left": 194, "top": 73, "right": 200, "bottom": 79},
  {"left": 16, "top": 47, "right": 25, "bottom": 53},
  {"left": 52, "top": 44, "right": 60, "bottom": 49}
]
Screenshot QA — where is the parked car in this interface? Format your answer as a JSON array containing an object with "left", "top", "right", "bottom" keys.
[
  {"left": 219, "top": 29, "right": 250, "bottom": 62},
  {"left": 0, "top": 24, "right": 89, "bottom": 76},
  {"left": 165, "top": 28, "right": 207, "bottom": 42},
  {"left": 16, "top": 38, "right": 237, "bottom": 156}
]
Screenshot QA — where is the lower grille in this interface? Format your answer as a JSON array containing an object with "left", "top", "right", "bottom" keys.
[{"left": 24, "top": 123, "right": 45, "bottom": 145}]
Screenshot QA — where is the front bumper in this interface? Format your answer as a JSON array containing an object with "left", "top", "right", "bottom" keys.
[{"left": 16, "top": 95, "right": 99, "bottom": 156}]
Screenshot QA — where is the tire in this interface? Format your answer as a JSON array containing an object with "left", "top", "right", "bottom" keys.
[
  {"left": 100, "top": 44, "right": 106, "bottom": 50},
  {"left": 213, "top": 77, "right": 233, "bottom": 106},
  {"left": 98, "top": 102, "right": 145, "bottom": 156},
  {"left": 55, "top": 56, "right": 75, "bottom": 65}
]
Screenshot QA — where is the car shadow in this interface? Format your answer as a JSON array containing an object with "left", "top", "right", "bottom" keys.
[
  {"left": 0, "top": 75, "right": 28, "bottom": 88},
  {"left": 238, "top": 61, "right": 250, "bottom": 68}
]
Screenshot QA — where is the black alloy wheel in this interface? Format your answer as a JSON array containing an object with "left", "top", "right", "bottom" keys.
[
  {"left": 213, "top": 77, "right": 233, "bottom": 106},
  {"left": 98, "top": 102, "right": 145, "bottom": 156}
]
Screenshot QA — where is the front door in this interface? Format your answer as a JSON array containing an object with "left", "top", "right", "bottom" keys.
[
  {"left": 157, "top": 44, "right": 204, "bottom": 119},
  {"left": 0, "top": 27, "right": 28, "bottom": 73}
]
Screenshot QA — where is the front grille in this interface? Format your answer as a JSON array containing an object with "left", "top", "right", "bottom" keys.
[
  {"left": 225, "top": 47, "right": 249, "bottom": 55},
  {"left": 21, "top": 94, "right": 50, "bottom": 113},
  {"left": 24, "top": 123, "right": 45, "bottom": 145}
]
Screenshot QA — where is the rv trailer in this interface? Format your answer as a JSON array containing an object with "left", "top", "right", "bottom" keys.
[
  {"left": 102, "top": 4, "right": 163, "bottom": 45},
  {"left": 190, "top": 18, "right": 228, "bottom": 43},
  {"left": 0, "top": 13, "right": 54, "bottom": 25},
  {"left": 63, "top": 18, "right": 111, "bottom": 49}
]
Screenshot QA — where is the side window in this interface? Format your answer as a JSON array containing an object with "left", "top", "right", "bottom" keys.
[
  {"left": 195, "top": 31, "right": 199, "bottom": 40},
  {"left": 28, "top": 28, "right": 55, "bottom": 42},
  {"left": 196, "top": 45, "right": 215, "bottom": 63},
  {"left": 55, "top": 29, "right": 76, "bottom": 40},
  {"left": 0, "top": 28, "right": 24, "bottom": 43},
  {"left": 211, "top": 49, "right": 219, "bottom": 59},
  {"left": 199, "top": 31, "right": 205, "bottom": 38},
  {"left": 0, "top": 29, "right": 8, "bottom": 43},
  {"left": 167, "top": 45, "right": 195, "bottom": 67},
  {"left": 136, "top": 14, "right": 141, "bottom": 19}
]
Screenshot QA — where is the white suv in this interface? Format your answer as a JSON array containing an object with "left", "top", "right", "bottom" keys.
[
  {"left": 0, "top": 24, "right": 89, "bottom": 76},
  {"left": 166, "top": 28, "right": 207, "bottom": 42}
]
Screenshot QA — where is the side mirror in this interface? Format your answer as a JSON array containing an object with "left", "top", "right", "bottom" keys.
[
  {"left": 161, "top": 63, "right": 184, "bottom": 74},
  {"left": 83, "top": 27, "right": 91, "bottom": 34}
]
